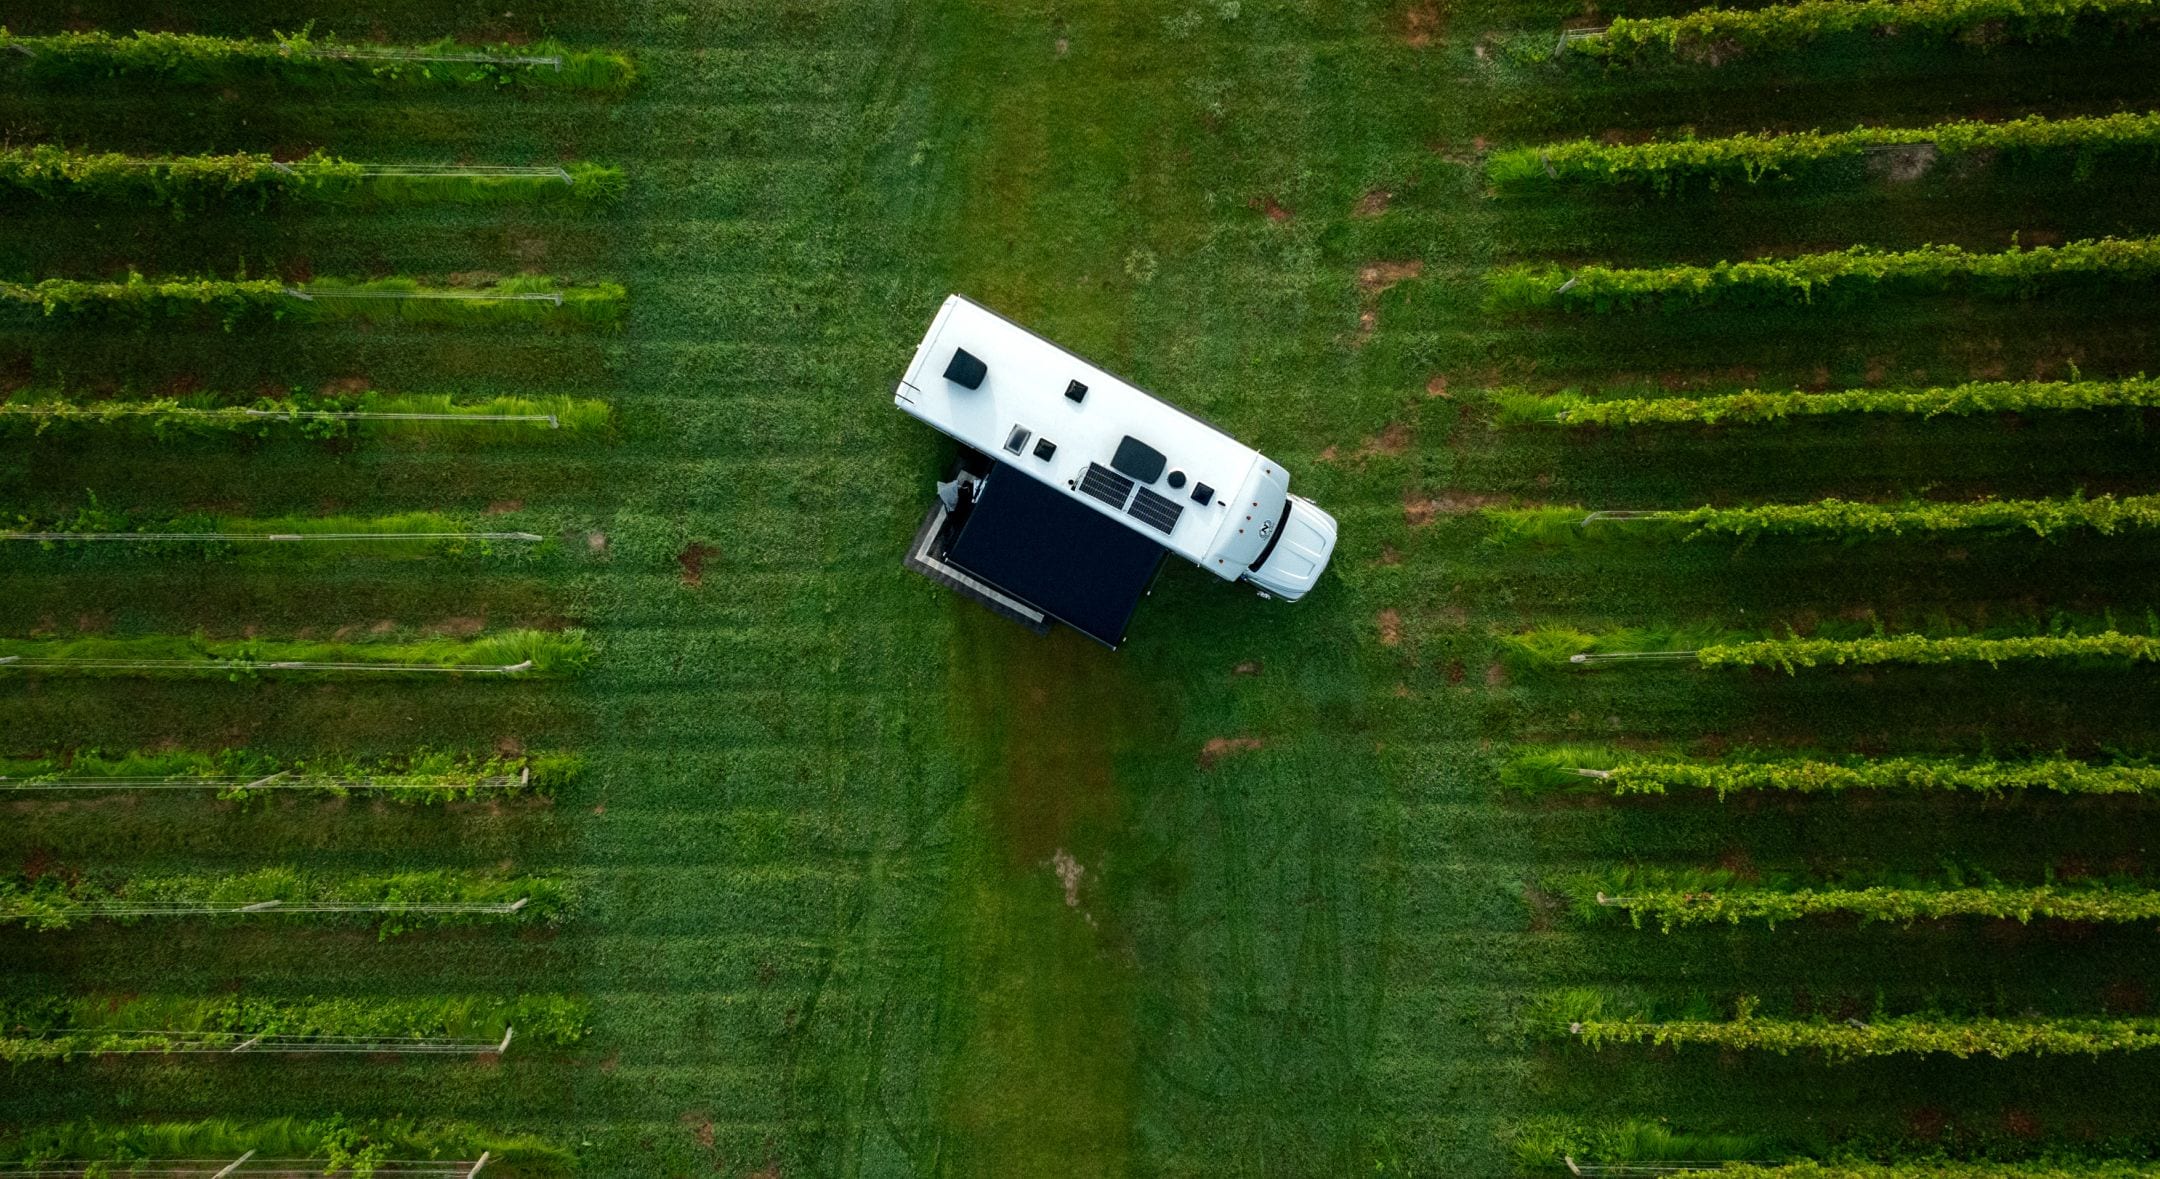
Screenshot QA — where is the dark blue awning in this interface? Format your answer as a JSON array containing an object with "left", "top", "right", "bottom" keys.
[{"left": 947, "top": 462, "right": 1168, "bottom": 648}]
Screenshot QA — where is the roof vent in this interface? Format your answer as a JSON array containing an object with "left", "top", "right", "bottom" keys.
[
  {"left": 1065, "top": 379, "right": 1088, "bottom": 402},
  {"left": 944, "top": 348, "right": 988, "bottom": 390},
  {"left": 1110, "top": 436, "right": 1166, "bottom": 483}
]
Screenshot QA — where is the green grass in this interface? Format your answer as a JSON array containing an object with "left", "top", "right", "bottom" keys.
[{"left": 0, "top": 0, "right": 2156, "bottom": 1175}]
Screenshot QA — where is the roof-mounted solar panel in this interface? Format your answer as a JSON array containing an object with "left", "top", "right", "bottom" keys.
[
  {"left": 1128, "top": 486, "right": 1184, "bottom": 534},
  {"left": 1078, "top": 462, "right": 1135, "bottom": 510}
]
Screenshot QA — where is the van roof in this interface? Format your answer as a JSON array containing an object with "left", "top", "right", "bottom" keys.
[{"left": 895, "top": 295, "right": 1268, "bottom": 572}]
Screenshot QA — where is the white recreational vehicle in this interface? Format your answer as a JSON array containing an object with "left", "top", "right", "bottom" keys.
[{"left": 894, "top": 294, "right": 1339, "bottom": 648}]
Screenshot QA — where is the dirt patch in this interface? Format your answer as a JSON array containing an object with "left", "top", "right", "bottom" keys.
[
  {"left": 1050, "top": 848, "right": 1085, "bottom": 907},
  {"left": 1904, "top": 1106, "right": 1948, "bottom": 1142},
  {"left": 1425, "top": 375, "right": 1451, "bottom": 398},
  {"left": 2102, "top": 979, "right": 2150, "bottom": 1014},
  {"left": 369, "top": 619, "right": 399, "bottom": 636},
  {"left": 1484, "top": 662, "right": 1507, "bottom": 687},
  {"left": 1377, "top": 609, "right": 1403, "bottom": 647},
  {"left": 677, "top": 542, "right": 719, "bottom": 588},
  {"left": 1359, "top": 420, "right": 1413, "bottom": 458},
  {"left": 1248, "top": 195, "right": 1292, "bottom": 222},
  {"left": 1198, "top": 736, "right": 1264, "bottom": 770},
  {"left": 1523, "top": 882, "right": 1565, "bottom": 931},
  {"left": 1399, "top": 1, "right": 1447, "bottom": 46},
  {"left": 1232, "top": 660, "right": 1263, "bottom": 676},
  {"left": 434, "top": 616, "right": 486, "bottom": 638},
  {"left": 486, "top": 500, "right": 523, "bottom": 515},
  {"left": 320, "top": 375, "right": 372, "bottom": 396},
  {"left": 1446, "top": 660, "right": 1466, "bottom": 684},
  {"left": 1055, "top": 36, "right": 1070, "bottom": 57},
  {"left": 1317, "top": 444, "right": 1339, "bottom": 462},
  {"left": 586, "top": 531, "right": 609, "bottom": 553},
  {"left": 2002, "top": 1108, "right": 2043, "bottom": 1140},
  {"left": 1353, "top": 188, "right": 1393, "bottom": 218},
  {"left": 20, "top": 847, "right": 58, "bottom": 881},
  {"left": 680, "top": 1112, "right": 716, "bottom": 1150},
  {"left": 1357, "top": 260, "right": 1423, "bottom": 294},
  {"left": 1404, "top": 490, "right": 1504, "bottom": 526},
  {"left": 1377, "top": 546, "right": 1401, "bottom": 565}
]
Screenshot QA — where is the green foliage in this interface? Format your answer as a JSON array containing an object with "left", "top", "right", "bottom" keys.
[
  {"left": 1483, "top": 494, "right": 2160, "bottom": 545},
  {"left": 0, "top": 748, "right": 578, "bottom": 802},
  {"left": 1574, "top": 868, "right": 2160, "bottom": 930},
  {"left": 0, "top": 389, "right": 613, "bottom": 441},
  {"left": 1486, "top": 237, "right": 2160, "bottom": 313},
  {"left": 1700, "top": 631, "right": 2160, "bottom": 672},
  {"left": 0, "top": 868, "right": 568, "bottom": 936},
  {"left": 1510, "top": 626, "right": 2160, "bottom": 671},
  {"left": 1509, "top": 1120, "right": 2160, "bottom": 1178},
  {"left": 1511, "top": 0, "right": 2160, "bottom": 66},
  {"left": 0, "top": 145, "right": 626, "bottom": 215},
  {"left": 0, "top": 273, "right": 625, "bottom": 331},
  {"left": 1707, "top": 1162, "right": 2160, "bottom": 1178},
  {"left": 1487, "top": 112, "right": 2160, "bottom": 192},
  {"left": 0, "top": 507, "right": 547, "bottom": 562},
  {"left": 0, "top": 992, "right": 589, "bottom": 1062},
  {"left": 2, "top": 1118, "right": 575, "bottom": 1178},
  {"left": 0, "top": 628, "right": 593, "bottom": 678},
  {"left": 1509, "top": 1118, "right": 1772, "bottom": 1174},
  {"left": 1499, "top": 623, "right": 1747, "bottom": 668},
  {"left": 1541, "top": 992, "right": 2160, "bottom": 1061},
  {"left": 1503, "top": 747, "right": 2160, "bottom": 797},
  {"left": 0, "top": 29, "right": 637, "bottom": 94},
  {"left": 1493, "top": 377, "right": 2160, "bottom": 427}
]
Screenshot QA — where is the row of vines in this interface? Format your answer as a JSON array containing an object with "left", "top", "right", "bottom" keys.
[
  {"left": 0, "top": 11, "right": 634, "bottom": 1172},
  {"left": 1469, "top": 0, "right": 2160, "bottom": 1170}
]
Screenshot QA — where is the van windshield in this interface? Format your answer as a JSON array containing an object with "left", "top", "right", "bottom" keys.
[{"left": 1246, "top": 500, "right": 1292, "bottom": 573}]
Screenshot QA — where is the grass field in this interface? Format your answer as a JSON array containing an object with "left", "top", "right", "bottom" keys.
[{"left": 1, "top": 0, "right": 2158, "bottom": 1175}]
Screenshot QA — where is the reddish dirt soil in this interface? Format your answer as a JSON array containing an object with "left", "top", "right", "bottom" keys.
[
  {"left": 678, "top": 542, "right": 719, "bottom": 587},
  {"left": 1198, "top": 736, "right": 1265, "bottom": 769}
]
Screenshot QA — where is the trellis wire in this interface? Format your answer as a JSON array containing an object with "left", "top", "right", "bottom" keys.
[
  {"left": 1569, "top": 650, "right": 1700, "bottom": 664},
  {"left": 1553, "top": 24, "right": 1612, "bottom": 55},
  {"left": 294, "top": 42, "right": 563, "bottom": 70},
  {"left": 0, "top": 767, "right": 528, "bottom": 793},
  {"left": 0, "top": 1155, "right": 490, "bottom": 1178},
  {"left": 1578, "top": 510, "right": 1673, "bottom": 524},
  {"left": 1, "top": 405, "right": 562, "bottom": 427},
  {"left": 0, "top": 531, "right": 544, "bottom": 543},
  {"left": 16, "top": 1026, "right": 514, "bottom": 1055},
  {"left": 93, "top": 158, "right": 575, "bottom": 184},
  {"left": 1565, "top": 1159, "right": 1750, "bottom": 1176},
  {"left": 284, "top": 287, "right": 564, "bottom": 307},
  {"left": 0, "top": 656, "right": 536, "bottom": 675},
  {"left": 50, "top": 897, "right": 528, "bottom": 917}
]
